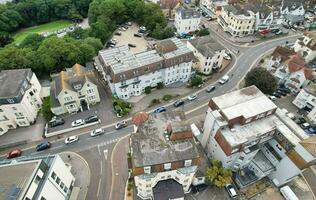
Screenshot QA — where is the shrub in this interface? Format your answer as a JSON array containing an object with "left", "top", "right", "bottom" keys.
[
  {"left": 163, "top": 94, "right": 173, "bottom": 101},
  {"left": 190, "top": 75, "right": 203, "bottom": 87},
  {"left": 157, "top": 82, "right": 164, "bottom": 89},
  {"left": 145, "top": 86, "right": 151, "bottom": 94},
  {"left": 150, "top": 98, "right": 161, "bottom": 107}
]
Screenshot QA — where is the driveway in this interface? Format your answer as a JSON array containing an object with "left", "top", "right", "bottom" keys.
[
  {"left": 273, "top": 95, "right": 298, "bottom": 114},
  {"left": 185, "top": 186, "right": 231, "bottom": 200}
]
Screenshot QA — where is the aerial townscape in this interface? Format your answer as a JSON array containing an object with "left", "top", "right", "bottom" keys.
[{"left": 1, "top": 0, "right": 316, "bottom": 200}]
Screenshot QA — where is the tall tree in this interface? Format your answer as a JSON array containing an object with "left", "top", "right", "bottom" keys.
[
  {"left": 205, "top": 160, "right": 232, "bottom": 188},
  {"left": 245, "top": 67, "right": 278, "bottom": 94}
]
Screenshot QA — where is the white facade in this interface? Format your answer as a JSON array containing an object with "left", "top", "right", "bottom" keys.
[
  {"left": 0, "top": 155, "right": 75, "bottom": 200},
  {"left": 175, "top": 8, "right": 201, "bottom": 34},
  {"left": 135, "top": 166, "right": 196, "bottom": 199},
  {"left": 200, "top": 0, "right": 228, "bottom": 18},
  {"left": 293, "top": 83, "right": 316, "bottom": 123},
  {"left": 293, "top": 33, "right": 316, "bottom": 63},
  {"left": 0, "top": 70, "right": 42, "bottom": 135},
  {"left": 281, "top": 0, "right": 305, "bottom": 16},
  {"left": 201, "top": 86, "right": 315, "bottom": 188},
  {"left": 187, "top": 38, "right": 226, "bottom": 75}
]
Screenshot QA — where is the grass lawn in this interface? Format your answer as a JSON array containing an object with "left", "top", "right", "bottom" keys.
[{"left": 13, "top": 20, "right": 74, "bottom": 44}]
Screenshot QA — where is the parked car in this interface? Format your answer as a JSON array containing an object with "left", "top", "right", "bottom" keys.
[
  {"left": 49, "top": 118, "right": 65, "bottom": 128},
  {"left": 301, "top": 122, "right": 310, "bottom": 129},
  {"left": 134, "top": 33, "right": 142, "bottom": 37},
  {"left": 6, "top": 148, "right": 22, "bottom": 159},
  {"left": 206, "top": 85, "right": 216, "bottom": 93},
  {"left": 115, "top": 120, "right": 127, "bottom": 130},
  {"left": 119, "top": 27, "right": 126, "bottom": 31},
  {"left": 223, "top": 53, "right": 231, "bottom": 60},
  {"left": 173, "top": 99, "right": 185, "bottom": 107},
  {"left": 259, "top": 29, "right": 270, "bottom": 34},
  {"left": 225, "top": 184, "right": 238, "bottom": 199},
  {"left": 128, "top": 43, "right": 136, "bottom": 48},
  {"left": 306, "top": 127, "right": 316, "bottom": 134},
  {"left": 126, "top": 22, "right": 132, "bottom": 26},
  {"left": 275, "top": 30, "right": 283, "bottom": 35},
  {"left": 153, "top": 106, "right": 167, "bottom": 113},
  {"left": 273, "top": 92, "right": 282, "bottom": 98},
  {"left": 71, "top": 119, "right": 85, "bottom": 127},
  {"left": 188, "top": 94, "right": 197, "bottom": 101},
  {"left": 85, "top": 115, "right": 99, "bottom": 123},
  {"left": 114, "top": 31, "right": 122, "bottom": 36},
  {"left": 65, "top": 135, "right": 79, "bottom": 144},
  {"left": 90, "top": 128, "right": 104, "bottom": 137},
  {"left": 268, "top": 95, "right": 277, "bottom": 101},
  {"left": 295, "top": 117, "right": 306, "bottom": 125},
  {"left": 277, "top": 90, "right": 287, "bottom": 96},
  {"left": 36, "top": 142, "right": 51, "bottom": 151},
  {"left": 191, "top": 184, "right": 208, "bottom": 194}
]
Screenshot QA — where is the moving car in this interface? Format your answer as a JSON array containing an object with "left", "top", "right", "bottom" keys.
[
  {"left": 173, "top": 99, "right": 185, "bottom": 107},
  {"left": 71, "top": 119, "right": 85, "bottom": 127},
  {"left": 206, "top": 85, "right": 215, "bottom": 93},
  {"left": 36, "top": 142, "right": 51, "bottom": 151},
  {"left": 85, "top": 115, "right": 99, "bottom": 123},
  {"left": 65, "top": 135, "right": 79, "bottom": 144},
  {"left": 153, "top": 106, "right": 167, "bottom": 113},
  {"left": 225, "top": 184, "right": 237, "bottom": 199},
  {"left": 6, "top": 149, "right": 22, "bottom": 159},
  {"left": 188, "top": 94, "right": 197, "bottom": 101},
  {"left": 219, "top": 75, "right": 229, "bottom": 84},
  {"left": 115, "top": 120, "right": 127, "bottom": 130},
  {"left": 49, "top": 118, "right": 65, "bottom": 128},
  {"left": 90, "top": 128, "right": 104, "bottom": 137}
]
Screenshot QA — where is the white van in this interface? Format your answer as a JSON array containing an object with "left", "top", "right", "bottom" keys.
[
  {"left": 219, "top": 75, "right": 229, "bottom": 84},
  {"left": 280, "top": 186, "right": 299, "bottom": 200}
]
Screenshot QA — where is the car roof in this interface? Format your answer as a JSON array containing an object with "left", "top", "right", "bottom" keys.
[{"left": 229, "top": 188, "right": 237, "bottom": 196}]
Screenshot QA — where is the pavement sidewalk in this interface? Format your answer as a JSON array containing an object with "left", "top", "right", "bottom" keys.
[{"left": 59, "top": 151, "right": 91, "bottom": 200}]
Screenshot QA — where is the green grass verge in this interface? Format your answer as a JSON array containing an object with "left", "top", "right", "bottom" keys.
[{"left": 13, "top": 20, "right": 74, "bottom": 44}]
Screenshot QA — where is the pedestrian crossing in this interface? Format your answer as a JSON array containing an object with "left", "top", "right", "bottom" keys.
[{"left": 77, "top": 138, "right": 120, "bottom": 153}]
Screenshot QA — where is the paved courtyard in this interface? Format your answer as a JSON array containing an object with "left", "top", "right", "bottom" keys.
[{"left": 112, "top": 23, "right": 148, "bottom": 54}]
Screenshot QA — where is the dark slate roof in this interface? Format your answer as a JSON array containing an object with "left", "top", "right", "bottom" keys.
[
  {"left": 189, "top": 36, "right": 225, "bottom": 57},
  {"left": 153, "top": 179, "right": 184, "bottom": 200},
  {"left": 281, "top": 0, "right": 304, "bottom": 11},
  {"left": 243, "top": 2, "right": 272, "bottom": 19},
  {"left": 177, "top": 7, "right": 201, "bottom": 19},
  {"left": 0, "top": 69, "right": 33, "bottom": 101},
  {"left": 284, "top": 14, "right": 304, "bottom": 23},
  {"left": 224, "top": 4, "right": 251, "bottom": 16}
]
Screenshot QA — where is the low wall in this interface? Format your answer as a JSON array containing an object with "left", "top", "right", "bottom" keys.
[{"left": 45, "top": 120, "right": 100, "bottom": 138}]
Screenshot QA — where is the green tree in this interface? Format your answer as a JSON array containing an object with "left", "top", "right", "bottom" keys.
[
  {"left": 205, "top": 160, "right": 232, "bottom": 188},
  {"left": 144, "top": 86, "right": 151, "bottom": 94},
  {"left": 83, "top": 37, "right": 103, "bottom": 54},
  {"left": 151, "top": 24, "right": 175, "bottom": 40},
  {"left": 67, "top": 27, "right": 89, "bottom": 40},
  {"left": 190, "top": 75, "right": 203, "bottom": 87},
  {"left": 19, "top": 33, "right": 45, "bottom": 50},
  {"left": 0, "top": 32, "right": 13, "bottom": 47},
  {"left": 41, "top": 97, "right": 54, "bottom": 121},
  {"left": 156, "top": 82, "right": 164, "bottom": 89},
  {"left": 196, "top": 28, "right": 210, "bottom": 36},
  {"left": 0, "top": 46, "right": 33, "bottom": 70},
  {"left": 245, "top": 67, "right": 278, "bottom": 94}
]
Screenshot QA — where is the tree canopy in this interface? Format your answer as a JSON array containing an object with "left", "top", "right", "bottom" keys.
[
  {"left": 244, "top": 67, "right": 278, "bottom": 94},
  {"left": 205, "top": 160, "right": 232, "bottom": 188}
]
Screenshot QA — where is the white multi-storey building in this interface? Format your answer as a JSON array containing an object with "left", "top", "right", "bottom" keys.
[
  {"left": 187, "top": 36, "right": 226, "bottom": 75},
  {"left": 175, "top": 7, "right": 201, "bottom": 35},
  {"left": 201, "top": 86, "right": 315, "bottom": 188},
  {"left": 218, "top": 5, "right": 256, "bottom": 37},
  {"left": 130, "top": 111, "right": 201, "bottom": 199},
  {"left": 0, "top": 155, "right": 75, "bottom": 200},
  {"left": 0, "top": 69, "right": 42, "bottom": 135},
  {"left": 50, "top": 64, "right": 100, "bottom": 115},
  {"left": 293, "top": 32, "right": 316, "bottom": 63},
  {"left": 98, "top": 38, "right": 194, "bottom": 99},
  {"left": 200, "top": 0, "right": 228, "bottom": 18}
]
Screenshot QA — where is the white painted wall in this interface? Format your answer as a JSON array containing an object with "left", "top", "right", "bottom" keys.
[{"left": 175, "top": 11, "right": 201, "bottom": 34}]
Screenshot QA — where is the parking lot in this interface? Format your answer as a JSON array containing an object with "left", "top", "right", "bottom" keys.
[
  {"left": 273, "top": 95, "right": 298, "bottom": 114},
  {"left": 112, "top": 23, "right": 149, "bottom": 54}
]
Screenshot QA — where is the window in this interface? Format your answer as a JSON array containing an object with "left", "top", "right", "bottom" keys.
[
  {"left": 164, "top": 163, "right": 171, "bottom": 170},
  {"left": 60, "top": 182, "right": 65, "bottom": 189},
  {"left": 34, "top": 175, "right": 41, "bottom": 184},
  {"left": 56, "top": 177, "right": 61, "bottom": 184},
  {"left": 184, "top": 160, "right": 192, "bottom": 167},
  {"left": 144, "top": 166, "right": 151, "bottom": 174},
  {"left": 51, "top": 172, "right": 56, "bottom": 180},
  {"left": 64, "top": 186, "right": 68, "bottom": 193}
]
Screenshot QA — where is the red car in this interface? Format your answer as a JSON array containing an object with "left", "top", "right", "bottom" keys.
[
  {"left": 6, "top": 149, "right": 22, "bottom": 159},
  {"left": 259, "top": 29, "right": 270, "bottom": 34}
]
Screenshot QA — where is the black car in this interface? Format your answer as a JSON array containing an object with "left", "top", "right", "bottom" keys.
[
  {"left": 173, "top": 99, "right": 185, "bottom": 107},
  {"left": 128, "top": 43, "right": 136, "bottom": 48},
  {"left": 191, "top": 184, "right": 208, "bottom": 194},
  {"left": 85, "top": 115, "right": 99, "bottom": 123},
  {"left": 134, "top": 33, "right": 142, "bottom": 37},
  {"left": 36, "top": 142, "right": 51, "bottom": 151},
  {"left": 276, "top": 90, "right": 287, "bottom": 96},
  {"left": 49, "top": 118, "right": 65, "bottom": 128},
  {"left": 273, "top": 92, "right": 282, "bottom": 98},
  {"left": 278, "top": 87, "right": 291, "bottom": 94}
]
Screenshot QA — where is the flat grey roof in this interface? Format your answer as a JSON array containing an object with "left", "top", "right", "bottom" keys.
[
  {"left": 0, "top": 160, "right": 40, "bottom": 200},
  {"left": 0, "top": 69, "right": 32, "bottom": 99},
  {"left": 99, "top": 45, "right": 163, "bottom": 74},
  {"left": 189, "top": 36, "right": 225, "bottom": 57},
  {"left": 131, "top": 111, "right": 200, "bottom": 167},
  {"left": 177, "top": 7, "right": 201, "bottom": 19}
]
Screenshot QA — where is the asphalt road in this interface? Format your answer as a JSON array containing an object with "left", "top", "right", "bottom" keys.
[{"left": 0, "top": 28, "right": 308, "bottom": 200}]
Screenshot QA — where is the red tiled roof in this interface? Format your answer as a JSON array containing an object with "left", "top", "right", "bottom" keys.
[
  {"left": 304, "top": 68, "right": 314, "bottom": 80},
  {"left": 271, "top": 46, "right": 295, "bottom": 62},
  {"left": 285, "top": 54, "right": 305, "bottom": 73},
  {"left": 132, "top": 112, "right": 149, "bottom": 125}
]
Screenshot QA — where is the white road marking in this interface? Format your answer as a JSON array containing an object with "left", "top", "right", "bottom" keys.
[
  {"left": 104, "top": 149, "right": 108, "bottom": 160},
  {"left": 97, "top": 178, "right": 101, "bottom": 198},
  {"left": 98, "top": 144, "right": 101, "bottom": 156},
  {"left": 100, "top": 159, "right": 103, "bottom": 175}
]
